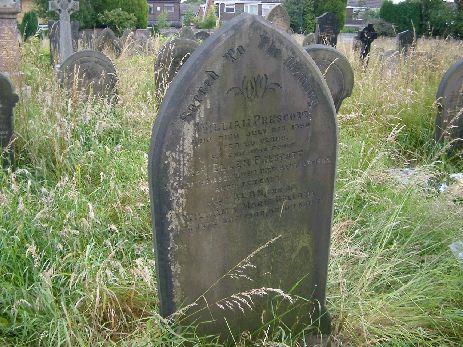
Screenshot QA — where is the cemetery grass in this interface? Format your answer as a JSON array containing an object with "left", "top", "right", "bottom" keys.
[{"left": 0, "top": 37, "right": 462, "bottom": 346}]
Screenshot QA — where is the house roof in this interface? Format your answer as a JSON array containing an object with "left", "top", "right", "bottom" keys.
[{"left": 347, "top": 0, "right": 384, "bottom": 8}]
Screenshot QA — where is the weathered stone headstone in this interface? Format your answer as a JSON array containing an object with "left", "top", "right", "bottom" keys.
[
  {"left": 397, "top": 30, "right": 415, "bottom": 55},
  {"left": 48, "top": 20, "right": 80, "bottom": 66},
  {"left": 48, "top": 0, "right": 79, "bottom": 65},
  {"left": 266, "top": 4, "right": 291, "bottom": 32},
  {"left": 435, "top": 59, "right": 463, "bottom": 149},
  {"left": 94, "top": 27, "right": 122, "bottom": 57},
  {"left": 315, "top": 12, "right": 340, "bottom": 47},
  {"left": 357, "top": 24, "right": 378, "bottom": 63},
  {"left": 0, "top": 0, "right": 22, "bottom": 85},
  {"left": 0, "top": 72, "right": 19, "bottom": 167},
  {"left": 154, "top": 38, "right": 199, "bottom": 102},
  {"left": 179, "top": 26, "right": 195, "bottom": 40},
  {"left": 149, "top": 14, "right": 337, "bottom": 342},
  {"left": 195, "top": 30, "right": 210, "bottom": 41},
  {"left": 303, "top": 33, "right": 316, "bottom": 46},
  {"left": 58, "top": 50, "right": 118, "bottom": 99},
  {"left": 305, "top": 44, "right": 354, "bottom": 112}
]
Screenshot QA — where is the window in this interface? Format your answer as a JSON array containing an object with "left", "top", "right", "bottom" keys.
[
  {"left": 224, "top": 4, "right": 235, "bottom": 13},
  {"left": 244, "top": 4, "right": 258, "bottom": 15},
  {"left": 261, "top": 4, "right": 277, "bottom": 17},
  {"left": 148, "top": 4, "right": 154, "bottom": 15},
  {"left": 156, "top": 6, "right": 161, "bottom": 11},
  {"left": 164, "top": 4, "right": 175, "bottom": 13}
]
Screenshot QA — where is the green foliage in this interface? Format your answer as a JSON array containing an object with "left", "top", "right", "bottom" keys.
[
  {"left": 303, "top": 0, "right": 316, "bottom": 33},
  {"left": 98, "top": 8, "right": 137, "bottom": 36},
  {"left": 195, "top": 6, "right": 217, "bottom": 29},
  {"left": 183, "top": 7, "right": 195, "bottom": 27},
  {"left": 20, "top": 11, "right": 39, "bottom": 40},
  {"left": 314, "top": 0, "right": 347, "bottom": 29},
  {"left": 157, "top": 11, "right": 169, "bottom": 30},
  {"left": 379, "top": 0, "right": 421, "bottom": 34}
]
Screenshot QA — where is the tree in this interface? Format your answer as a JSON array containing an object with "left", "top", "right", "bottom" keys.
[
  {"left": 20, "top": 11, "right": 39, "bottom": 40},
  {"left": 183, "top": 7, "right": 195, "bottom": 26},
  {"left": 303, "top": 0, "right": 316, "bottom": 33},
  {"left": 157, "top": 11, "right": 169, "bottom": 29},
  {"left": 379, "top": 0, "right": 422, "bottom": 34},
  {"left": 98, "top": 8, "right": 137, "bottom": 36}
]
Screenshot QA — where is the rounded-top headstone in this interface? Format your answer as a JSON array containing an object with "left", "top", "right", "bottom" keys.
[
  {"left": 58, "top": 50, "right": 118, "bottom": 99},
  {"left": 149, "top": 13, "right": 337, "bottom": 341},
  {"left": 305, "top": 44, "right": 354, "bottom": 112},
  {"left": 154, "top": 38, "right": 199, "bottom": 102},
  {"left": 0, "top": 72, "right": 19, "bottom": 166},
  {"left": 195, "top": 30, "right": 210, "bottom": 41},
  {"left": 315, "top": 12, "right": 340, "bottom": 47},
  {"left": 179, "top": 26, "right": 195, "bottom": 40},
  {"left": 94, "top": 28, "right": 122, "bottom": 57},
  {"left": 435, "top": 59, "right": 463, "bottom": 148},
  {"left": 303, "top": 33, "right": 316, "bottom": 46},
  {"left": 266, "top": 4, "right": 291, "bottom": 32}
]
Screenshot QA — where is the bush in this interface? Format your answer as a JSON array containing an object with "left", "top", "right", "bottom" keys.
[
  {"left": 183, "top": 7, "right": 195, "bottom": 27},
  {"left": 380, "top": 0, "right": 421, "bottom": 34},
  {"left": 20, "top": 11, "right": 39, "bottom": 40},
  {"left": 157, "top": 11, "right": 169, "bottom": 29},
  {"left": 98, "top": 8, "right": 137, "bottom": 36},
  {"left": 195, "top": 6, "right": 217, "bottom": 29}
]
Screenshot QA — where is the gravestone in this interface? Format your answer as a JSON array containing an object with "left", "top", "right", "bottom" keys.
[
  {"left": 0, "top": 72, "right": 19, "bottom": 167},
  {"left": 179, "top": 26, "right": 195, "bottom": 40},
  {"left": 266, "top": 4, "right": 291, "bottom": 33},
  {"left": 48, "top": 0, "right": 80, "bottom": 64},
  {"left": 303, "top": 33, "right": 316, "bottom": 46},
  {"left": 397, "top": 30, "right": 415, "bottom": 55},
  {"left": 58, "top": 50, "right": 118, "bottom": 99},
  {"left": 94, "top": 28, "right": 122, "bottom": 57},
  {"left": 48, "top": 20, "right": 80, "bottom": 66},
  {"left": 154, "top": 38, "right": 199, "bottom": 102},
  {"left": 149, "top": 13, "right": 337, "bottom": 342},
  {"left": 195, "top": 30, "right": 210, "bottom": 41},
  {"left": 358, "top": 24, "right": 378, "bottom": 63},
  {"left": 315, "top": 12, "right": 340, "bottom": 47},
  {"left": 0, "top": 0, "right": 22, "bottom": 85},
  {"left": 435, "top": 59, "right": 463, "bottom": 149},
  {"left": 305, "top": 45, "right": 354, "bottom": 112}
]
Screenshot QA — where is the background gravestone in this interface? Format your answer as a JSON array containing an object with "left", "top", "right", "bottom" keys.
[
  {"left": 94, "top": 27, "right": 122, "bottom": 57},
  {"left": 48, "top": 20, "right": 80, "bottom": 66},
  {"left": 195, "top": 30, "right": 210, "bottom": 41},
  {"left": 153, "top": 38, "right": 198, "bottom": 102},
  {"left": 305, "top": 44, "right": 354, "bottom": 112},
  {"left": 303, "top": 33, "right": 316, "bottom": 46},
  {"left": 58, "top": 50, "right": 118, "bottom": 99},
  {"left": 435, "top": 59, "right": 463, "bottom": 149},
  {"left": 179, "top": 26, "right": 195, "bottom": 40},
  {"left": 397, "top": 30, "right": 415, "bottom": 55},
  {"left": 0, "top": 0, "right": 22, "bottom": 85},
  {"left": 149, "top": 13, "right": 337, "bottom": 342},
  {"left": 315, "top": 12, "right": 340, "bottom": 47},
  {"left": 0, "top": 72, "right": 19, "bottom": 167},
  {"left": 266, "top": 4, "right": 291, "bottom": 32}
]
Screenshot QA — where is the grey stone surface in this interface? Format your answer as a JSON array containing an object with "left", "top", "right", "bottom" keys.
[
  {"left": 153, "top": 38, "right": 198, "bottom": 102},
  {"left": 179, "top": 26, "right": 195, "bottom": 40},
  {"left": 315, "top": 12, "right": 340, "bottom": 47},
  {"left": 435, "top": 59, "right": 463, "bottom": 148},
  {"left": 58, "top": 50, "right": 118, "bottom": 99},
  {"left": 149, "top": 13, "right": 336, "bottom": 341},
  {"left": 48, "top": 0, "right": 79, "bottom": 64},
  {"left": 305, "top": 44, "right": 354, "bottom": 112},
  {"left": 0, "top": 0, "right": 21, "bottom": 12},
  {"left": 397, "top": 30, "right": 415, "bottom": 55},
  {"left": 48, "top": 20, "right": 79, "bottom": 66},
  {"left": 0, "top": 72, "right": 18, "bottom": 167},
  {"left": 195, "top": 30, "right": 210, "bottom": 41},
  {"left": 94, "top": 27, "right": 122, "bottom": 57},
  {"left": 266, "top": 4, "right": 291, "bottom": 32},
  {"left": 303, "top": 33, "right": 316, "bottom": 46}
]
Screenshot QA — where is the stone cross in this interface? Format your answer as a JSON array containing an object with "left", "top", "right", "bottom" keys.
[{"left": 48, "top": 0, "right": 79, "bottom": 64}]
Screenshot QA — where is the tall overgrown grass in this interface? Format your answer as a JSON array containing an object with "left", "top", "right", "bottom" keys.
[{"left": 0, "top": 35, "right": 462, "bottom": 346}]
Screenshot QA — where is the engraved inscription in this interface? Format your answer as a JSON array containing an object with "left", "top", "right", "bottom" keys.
[{"left": 227, "top": 75, "right": 281, "bottom": 101}]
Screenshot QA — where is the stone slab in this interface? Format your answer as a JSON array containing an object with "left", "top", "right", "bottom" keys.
[{"left": 0, "top": 72, "right": 19, "bottom": 167}]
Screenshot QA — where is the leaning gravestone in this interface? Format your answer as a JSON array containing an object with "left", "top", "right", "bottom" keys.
[
  {"left": 94, "top": 27, "right": 122, "bottom": 57},
  {"left": 0, "top": 72, "right": 19, "bottom": 167},
  {"left": 149, "top": 13, "right": 337, "bottom": 342},
  {"left": 266, "top": 4, "right": 291, "bottom": 32},
  {"left": 305, "top": 44, "right": 354, "bottom": 112},
  {"left": 195, "top": 30, "right": 210, "bottom": 41},
  {"left": 58, "top": 50, "right": 118, "bottom": 99},
  {"left": 435, "top": 59, "right": 463, "bottom": 149},
  {"left": 48, "top": 0, "right": 80, "bottom": 65},
  {"left": 48, "top": 20, "right": 80, "bottom": 66},
  {"left": 179, "top": 26, "right": 195, "bottom": 40},
  {"left": 315, "top": 12, "right": 340, "bottom": 47},
  {"left": 397, "top": 30, "right": 415, "bottom": 55},
  {"left": 154, "top": 38, "right": 199, "bottom": 102},
  {"left": 303, "top": 33, "right": 316, "bottom": 46}
]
